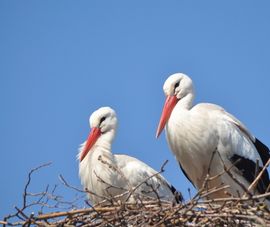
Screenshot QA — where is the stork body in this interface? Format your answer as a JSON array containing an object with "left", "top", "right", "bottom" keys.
[
  {"left": 156, "top": 73, "right": 270, "bottom": 199},
  {"left": 79, "top": 107, "right": 180, "bottom": 205}
]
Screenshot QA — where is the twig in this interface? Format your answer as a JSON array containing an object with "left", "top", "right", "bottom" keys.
[
  {"left": 23, "top": 162, "right": 52, "bottom": 207},
  {"left": 247, "top": 158, "right": 270, "bottom": 194}
]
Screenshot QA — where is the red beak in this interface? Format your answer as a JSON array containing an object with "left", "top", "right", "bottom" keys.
[
  {"left": 156, "top": 95, "right": 178, "bottom": 138},
  {"left": 80, "top": 127, "right": 101, "bottom": 162}
]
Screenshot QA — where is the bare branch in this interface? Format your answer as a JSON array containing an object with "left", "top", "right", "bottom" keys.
[
  {"left": 23, "top": 162, "right": 52, "bottom": 207},
  {"left": 247, "top": 158, "right": 270, "bottom": 194}
]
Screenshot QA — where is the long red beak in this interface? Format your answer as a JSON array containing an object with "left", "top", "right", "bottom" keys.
[
  {"left": 156, "top": 95, "right": 178, "bottom": 138},
  {"left": 80, "top": 127, "right": 101, "bottom": 162}
]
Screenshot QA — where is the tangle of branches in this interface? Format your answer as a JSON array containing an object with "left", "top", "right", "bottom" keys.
[{"left": 1, "top": 154, "right": 270, "bottom": 226}]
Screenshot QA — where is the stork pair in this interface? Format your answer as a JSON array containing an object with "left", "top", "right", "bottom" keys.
[{"left": 78, "top": 73, "right": 270, "bottom": 205}]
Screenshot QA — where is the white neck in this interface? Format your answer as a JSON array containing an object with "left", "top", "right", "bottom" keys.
[
  {"left": 176, "top": 93, "right": 194, "bottom": 111},
  {"left": 94, "top": 129, "right": 115, "bottom": 152}
]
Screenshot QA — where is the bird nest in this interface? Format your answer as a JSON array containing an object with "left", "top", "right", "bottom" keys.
[
  {"left": 2, "top": 194, "right": 270, "bottom": 226},
  {"left": 2, "top": 161, "right": 270, "bottom": 226}
]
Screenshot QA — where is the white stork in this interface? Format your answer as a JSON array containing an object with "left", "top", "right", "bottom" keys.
[
  {"left": 156, "top": 73, "right": 270, "bottom": 199},
  {"left": 78, "top": 107, "right": 181, "bottom": 205}
]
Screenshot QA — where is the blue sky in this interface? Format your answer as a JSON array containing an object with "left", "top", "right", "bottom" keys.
[{"left": 1, "top": 1, "right": 270, "bottom": 218}]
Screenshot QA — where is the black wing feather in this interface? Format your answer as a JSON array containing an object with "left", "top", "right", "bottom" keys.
[
  {"left": 169, "top": 184, "right": 184, "bottom": 203},
  {"left": 254, "top": 138, "right": 270, "bottom": 166},
  {"left": 230, "top": 154, "right": 270, "bottom": 194}
]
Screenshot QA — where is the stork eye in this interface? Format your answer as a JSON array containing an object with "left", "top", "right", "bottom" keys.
[
  {"left": 100, "top": 116, "right": 106, "bottom": 125},
  {"left": 174, "top": 81, "right": 180, "bottom": 89}
]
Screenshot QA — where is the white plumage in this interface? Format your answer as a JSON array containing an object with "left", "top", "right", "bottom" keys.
[
  {"left": 156, "top": 73, "right": 270, "bottom": 199},
  {"left": 78, "top": 107, "right": 180, "bottom": 205}
]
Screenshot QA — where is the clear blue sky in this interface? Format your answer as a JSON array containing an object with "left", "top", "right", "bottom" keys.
[{"left": 1, "top": 1, "right": 270, "bottom": 218}]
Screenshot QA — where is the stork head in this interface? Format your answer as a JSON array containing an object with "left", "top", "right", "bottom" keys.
[
  {"left": 156, "top": 73, "right": 194, "bottom": 138},
  {"left": 80, "top": 107, "right": 117, "bottom": 162}
]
